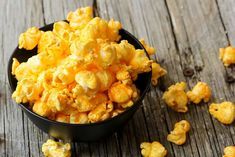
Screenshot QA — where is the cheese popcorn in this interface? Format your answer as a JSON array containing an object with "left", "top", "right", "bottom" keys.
[
  {"left": 18, "top": 27, "right": 42, "bottom": 50},
  {"left": 140, "top": 141, "right": 167, "bottom": 157},
  {"left": 12, "top": 6, "right": 157, "bottom": 123},
  {"left": 223, "top": 146, "right": 235, "bottom": 157},
  {"left": 167, "top": 120, "right": 190, "bottom": 145},
  {"left": 187, "top": 82, "right": 211, "bottom": 104},
  {"left": 42, "top": 139, "right": 71, "bottom": 157},
  {"left": 219, "top": 46, "right": 235, "bottom": 66},
  {"left": 11, "top": 58, "right": 20, "bottom": 75},
  {"left": 151, "top": 62, "right": 167, "bottom": 86},
  {"left": 67, "top": 6, "right": 93, "bottom": 31},
  {"left": 209, "top": 101, "right": 235, "bottom": 124},
  {"left": 139, "top": 39, "right": 155, "bottom": 56},
  {"left": 162, "top": 82, "right": 188, "bottom": 112}
]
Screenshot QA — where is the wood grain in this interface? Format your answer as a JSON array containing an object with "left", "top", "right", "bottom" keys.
[{"left": 0, "top": 0, "right": 234, "bottom": 156}]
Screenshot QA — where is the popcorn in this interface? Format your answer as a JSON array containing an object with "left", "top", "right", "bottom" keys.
[
  {"left": 70, "top": 112, "right": 88, "bottom": 124},
  {"left": 139, "top": 39, "right": 155, "bottom": 56},
  {"left": 18, "top": 27, "right": 42, "bottom": 50},
  {"left": 151, "top": 62, "right": 167, "bottom": 86},
  {"left": 88, "top": 102, "right": 113, "bottom": 123},
  {"left": 108, "top": 82, "right": 133, "bottom": 103},
  {"left": 11, "top": 58, "right": 20, "bottom": 75},
  {"left": 209, "top": 101, "right": 235, "bottom": 124},
  {"left": 75, "top": 70, "right": 99, "bottom": 91},
  {"left": 67, "top": 6, "right": 93, "bottom": 31},
  {"left": 187, "top": 82, "right": 211, "bottom": 104},
  {"left": 129, "top": 49, "right": 152, "bottom": 73},
  {"left": 219, "top": 46, "right": 235, "bottom": 66},
  {"left": 167, "top": 120, "right": 190, "bottom": 145},
  {"left": 42, "top": 139, "right": 71, "bottom": 157},
  {"left": 223, "top": 146, "right": 235, "bottom": 157},
  {"left": 140, "top": 141, "right": 167, "bottom": 157},
  {"left": 12, "top": 6, "right": 159, "bottom": 123},
  {"left": 162, "top": 82, "right": 188, "bottom": 112}
]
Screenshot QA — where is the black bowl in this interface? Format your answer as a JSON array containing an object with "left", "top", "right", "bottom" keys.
[{"left": 7, "top": 22, "right": 152, "bottom": 142}]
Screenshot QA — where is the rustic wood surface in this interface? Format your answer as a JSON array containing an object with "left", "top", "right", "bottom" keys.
[{"left": 0, "top": 0, "right": 234, "bottom": 156}]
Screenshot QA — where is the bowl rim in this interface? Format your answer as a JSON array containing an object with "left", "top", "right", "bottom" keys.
[{"left": 7, "top": 21, "right": 152, "bottom": 127}]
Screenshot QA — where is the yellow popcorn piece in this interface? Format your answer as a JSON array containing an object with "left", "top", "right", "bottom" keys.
[
  {"left": 95, "top": 70, "right": 115, "bottom": 92},
  {"left": 66, "top": 6, "right": 93, "bottom": 31},
  {"left": 140, "top": 141, "right": 167, "bottom": 157},
  {"left": 187, "top": 82, "right": 211, "bottom": 104},
  {"left": 129, "top": 49, "right": 152, "bottom": 73},
  {"left": 162, "top": 82, "right": 188, "bottom": 112},
  {"left": 88, "top": 102, "right": 113, "bottom": 123},
  {"left": 55, "top": 113, "right": 70, "bottom": 123},
  {"left": 219, "top": 46, "right": 235, "bottom": 66},
  {"left": 12, "top": 77, "right": 43, "bottom": 104},
  {"left": 108, "top": 82, "right": 133, "bottom": 104},
  {"left": 11, "top": 58, "right": 20, "bottom": 75},
  {"left": 33, "top": 100, "right": 52, "bottom": 117},
  {"left": 70, "top": 112, "right": 88, "bottom": 124},
  {"left": 42, "top": 139, "right": 71, "bottom": 157},
  {"left": 167, "top": 120, "right": 190, "bottom": 145},
  {"left": 53, "top": 21, "right": 74, "bottom": 42},
  {"left": 70, "top": 39, "right": 97, "bottom": 62},
  {"left": 115, "top": 40, "right": 136, "bottom": 63},
  {"left": 18, "top": 27, "right": 42, "bottom": 50},
  {"left": 151, "top": 62, "right": 167, "bottom": 86},
  {"left": 209, "top": 101, "right": 235, "bottom": 124},
  {"left": 223, "top": 146, "right": 235, "bottom": 157},
  {"left": 75, "top": 70, "right": 98, "bottom": 91},
  {"left": 80, "top": 17, "right": 121, "bottom": 42},
  {"left": 139, "top": 39, "right": 155, "bottom": 56},
  {"left": 97, "top": 44, "right": 118, "bottom": 68}
]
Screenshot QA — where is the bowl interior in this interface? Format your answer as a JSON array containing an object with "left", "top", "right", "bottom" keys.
[{"left": 7, "top": 22, "right": 152, "bottom": 125}]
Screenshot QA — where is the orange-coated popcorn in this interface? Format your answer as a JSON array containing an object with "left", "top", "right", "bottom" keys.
[
  {"left": 11, "top": 58, "right": 20, "bottom": 75},
  {"left": 187, "top": 82, "right": 211, "bottom": 104},
  {"left": 167, "top": 120, "right": 190, "bottom": 145},
  {"left": 18, "top": 27, "right": 43, "bottom": 50},
  {"left": 66, "top": 6, "right": 93, "bottom": 31},
  {"left": 88, "top": 102, "right": 113, "bottom": 123},
  {"left": 12, "top": 6, "right": 158, "bottom": 123},
  {"left": 42, "top": 139, "right": 71, "bottom": 157},
  {"left": 140, "top": 141, "right": 167, "bottom": 157},
  {"left": 70, "top": 112, "right": 88, "bottom": 124},
  {"left": 223, "top": 146, "right": 235, "bottom": 157},
  {"left": 139, "top": 39, "right": 155, "bottom": 56},
  {"left": 162, "top": 82, "right": 188, "bottom": 112},
  {"left": 151, "top": 62, "right": 167, "bottom": 86},
  {"left": 219, "top": 46, "right": 235, "bottom": 66},
  {"left": 209, "top": 101, "right": 235, "bottom": 124}
]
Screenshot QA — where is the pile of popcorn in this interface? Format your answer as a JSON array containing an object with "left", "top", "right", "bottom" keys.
[{"left": 12, "top": 7, "right": 166, "bottom": 124}]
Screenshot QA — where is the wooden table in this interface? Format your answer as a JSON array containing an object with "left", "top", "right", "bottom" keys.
[{"left": 0, "top": 0, "right": 235, "bottom": 156}]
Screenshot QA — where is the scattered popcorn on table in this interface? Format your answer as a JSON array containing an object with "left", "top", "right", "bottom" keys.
[
  {"left": 209, "top": 101, "right": 235, "bottom": 124},
  {"left": 140, "top": 141, "right": 167, "bottom": 157},
  {"left": 151, "top": 62, "right": 167, "bottom": 86},
  {"left": 167, "top": 120, "right": 190, "bottom": 145},
  {"left": 12, "top": 6, "right": 163, "bottom": 124},
  {"left": 42, "top": 139, "right": 71, "bottom": 157},
  {"left": 223, "top": 146, "right": 235, "bottom": 157},
  {"left": 18, "top": 27, "right": 43, "bottom": 50},
  {"left": 187, "top": 82, "right": 211, "bottom": 104},
  {"left": 162, "top": 82, "right": 188, "bottom": 112},
  {"left": 219, "top": 46, "right": 235, "bottom": 66}
]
